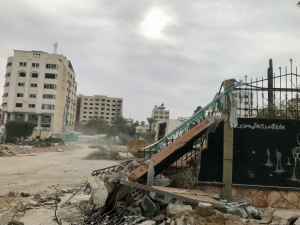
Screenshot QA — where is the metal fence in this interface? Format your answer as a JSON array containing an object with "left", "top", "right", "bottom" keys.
[{"left": 233, "top": 59, "right": 300, "bottom": 119}]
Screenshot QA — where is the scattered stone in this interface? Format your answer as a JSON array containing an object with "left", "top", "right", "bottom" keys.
[
  {"left": 139, "top": 220, "right": 156, "bottom": 225},
  {"left": 28, "top": 199, "right": 38, "bottom": 206},
  {"left": 87, "top": 176, "right": 108, "bottom": 206},
  {"left": 196, "top": 202, "right": 214, "bottom": 217},
  {"left": 16, "top": 203, "right": 26, "bottom": 212},
  {"left": 7, "top": 219, "right": 24, "bottom": 225},
  {"left": 294, "top": 217, "right": 300, "bottom": 225},
  {"left": 224, "top": 213, "right": 244, "bottom": 225},
  {"left": 61, "top": 189, "right": 69, "bottom": 193},
  {"left": 260, "top": 207, "right": 275, "bottom": 223},
  {"left": 20, "top": 192, "right": 30, "bottom": 197},
  {"left": 166, "top": 203, "right": 192, "bottom": 217},
  {"left": 57, "top": 149, "right": 63, "bottom": 152}
]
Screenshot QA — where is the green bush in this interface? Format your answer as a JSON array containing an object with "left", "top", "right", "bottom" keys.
[
  {"left": 85, "top": 146, "right": 109, "bottom": 160},
  {"left": 5, "top": 121, "right": 36, "bottom": 139}
]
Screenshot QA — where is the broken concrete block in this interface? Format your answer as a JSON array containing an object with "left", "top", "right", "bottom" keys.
[
  {"left": 260, "top": 207, "right": 275, "bottom": 223},
  {"left": 88, "top": 176, "right": 108, "bottom": 206},
  {"left": 56, "top": 149, "right": 63, "bottom": 152},
  {"left": 294, "top": 217, "right": 300, "bottom": 225},
  {"left": 139, "top": 220, "right": 156, "bottom": 225},
  {"left": 28, "top": 199, "right": 38, "bottom": 206},
  {"left": 166, "top": 203, "right": 192, "bottom": 217},
  {"left": 7, "top": 220, "right": 24, "bottom": 225},
  {"left": 141, "top": 196, "right": 156, "bottom": 216},
  {"left": 246, "top": 220, "right": 260, "bottom": 225},
  {"left": 196, "top": 202, "right": 214, "bottom": 217},
  {"left": 57, "top": 208, "right": 79, "bottom": 221}
]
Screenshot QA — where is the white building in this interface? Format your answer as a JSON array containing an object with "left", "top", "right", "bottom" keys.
[
  {"left": 2, "top": 50, "right": 78, "bottom": 138},
  {"left": 152, "top": 103, "right": 170, "bottom": 121},
  {"left": 76, "top": 94, "right": 123, "bottom": 124}
]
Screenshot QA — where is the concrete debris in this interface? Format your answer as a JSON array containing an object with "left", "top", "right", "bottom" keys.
[
  {"left": 7, "top": 220, "right": 24, "bottom": 225},
  {"left": 195, "top": 202, "right": 214, "bottom": 217},
  {"left": 28, "top": 199, "right": 38, "bottom": 206},
  {"left": 166, "top": 203, "right": 192, "bottom": 217}
]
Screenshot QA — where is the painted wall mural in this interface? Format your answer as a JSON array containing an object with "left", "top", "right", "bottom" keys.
[{"left": 233, "top": 118, "right": 300, "bottom": 188}]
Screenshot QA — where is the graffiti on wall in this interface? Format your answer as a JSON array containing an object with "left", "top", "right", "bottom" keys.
[{"left": 233, "top": 118, "right": 300, "bottom": 188}]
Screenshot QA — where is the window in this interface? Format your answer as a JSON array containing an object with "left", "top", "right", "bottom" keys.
[
  {"left": 3, "top": 93, "right": 8, "bottom": 97},
  {"left": 107, "top": 100, "right": 110, "bottom": 102},
  {"left": 19, "top": 62, "right": 27, "bottom": 67},
  {"left": 17, "top": 93, "right": 24, "bottom": 97},
  {"left": 90, "top": 99, "right": 93, "bottom": 101},
  {"left": 42, "top": 104, "right": 55, "bottom": 110},
  {"left": 101, "top": 108, "right": 105, "bottom": 110},
  {"left": 95, "top": 103, "right": 99, "bottom": 106},
  {"left": 6, "top": 62, "right": 12, "bottom": 67},
  {"left": 16, "top": 103, "right": 23, "bottom": 107},
  {"left": 83, "top": 116, "right": 86, "bottom": 118},
  {"left": 154, "top": 111, "right": 158, "bottom": 114},
  {"left": 46, "top": 64, "right": 58, "bottom": 69},
  {"left": 83, "top": 112, "right": 87, "bottom": 114},
  {"left": 45, "top": 73, "right": 56, "bottom": 79},
  {"left": 159, "top": 116, "right": 163, "bottom": 119},
  {"left": 84, "top": 107, "right": 87, "bottom": 109},
  {"left": 31, "top": 73, "right": 38, "bottom": 78},
  {"left": 2, "top": 103, "right": 7, "bottom": 107},
  {"left": 89, "top": 112, "right": 92, "bottom": 114},
  {"left": 154, "top": 116, "right": 158, "bottom": 118},
  {"left": 19, "top": 72, "right": 26, "bottom": 77},
  {"left": 95, "top": 99, "right": 99, "bottom": 101},
  {"left": 89, "top": 107, "right": 93, "bottom": 110},
  {"left": 31, "top": 83, "right": 37, "bottom": 87},
  {"left": 4, "top": 82, "right": 9, "bottom": 87},
  {"left": 18, "top": 83, "right": 25, "bottom": 87},
  {"left": 113, "top": 100, "right": 116, "bottom": 102},
  {"left": 44, "top": 84, "right": 56, "bottom": 89},
  {"left": 84, "top": 103, "right": 87, "bottom": 105},
  {"left": 5, "top": 73, "right": 10, "bottom": 77},
  {"left": 106, "top": 113, "right": 109, "bottom": 115},
  {"left": 32, "top": 63, "right": 39, "bottom": 68},
  {"left": 112, "top": 109, "right": 115, "bottom": 111},
  {"left": 165, "top": 116, "right": 169, "bottom": 119},
  {"left": 29, "top": 94, "right": 36, "bottom": 98},
  {"left": 90, "top": 103, "right": 93, "bottom": 105},
  {"left": 107, "top": 104, "right": 110, "bottom": 106},
  {"left": 106, "top": 117, "right": 109, "bottom": 119},
  {"left": 29, "top": 104, "right": 35, "bottom": 108},
  {"left": 43, "top": 94, "right": 55, "bottom": 99}
]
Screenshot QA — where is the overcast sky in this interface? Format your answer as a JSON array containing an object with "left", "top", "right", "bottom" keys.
[{"left": 0, "top": 0, "right": 299, "bottom": 122}]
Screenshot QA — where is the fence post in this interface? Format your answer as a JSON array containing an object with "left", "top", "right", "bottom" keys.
[{"left": 222, "top": 79, "right": 235, "bottom": 200}]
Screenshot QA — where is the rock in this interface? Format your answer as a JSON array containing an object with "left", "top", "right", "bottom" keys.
[
  {"left": 139, "top": 220, "right": 156, "bottom": 225},
  {"left": 61, "top": 189, "right": 69, "bottom": 193},
  {"left": 7, "top": 220, "right": 24, "bottom": 225},
  {"left": 76, "top": 200, "right": 88, "bottom": 211},
  {"left": 28, "top": 199, "right": 38, "bottom": 206},
  {"left": 196, "top": 202, "right": 214, "bottom": 217},
  {"left": 16, "top": 203, "right": 26, "bottom": 212},
  {"left": 246, "top": 220, "right": 260, "bottom": 225},
  {"left": 278, "top": 220, "right": 289, "bottom": 225},
  {"left": 166, "top": 203, "right": 192, "bottom": 217},
  {"left": 57, "top": 149, "right": 63, "bottom": 152},
  {"left": 270, "top": 223, "right": 279, "bottom": 225},
  {"left": 44, "top": 200, "right": 56, "bottom": 205},
  {"left": 294, "top": 217, "right": 300, "bottom": 225},
  {"left": 224, "top": 213, "right": 244, "bottom": 225},
  {"left": 33, "top": 194, "right": 41, "bottom": 201},
  {"left": 260, "top": 207, "right": 275, "bottom": 223},
  {"left": 57, "top": 209, "right": 79, "bottom": 221}
]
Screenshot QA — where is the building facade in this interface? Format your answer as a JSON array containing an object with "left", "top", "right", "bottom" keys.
[
  {"left": 2, "top": 50, "right": 77, "bottom": 138},
  {"left": 76, "top": 94, "right": 123, "bottom": 124},
  {"left": 152, "top": 103, "right": 170, "bottom": 121}
]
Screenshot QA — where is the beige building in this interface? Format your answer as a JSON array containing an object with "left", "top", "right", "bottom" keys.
[
  {"left": 76, "top": 94, "right": 123, "bottom": 124},
  {"left": 2, "top": 50, "right": 77, "bottom": 138},
  {"left": 152, "top": 103, "right": 170, "bottom": 121}
]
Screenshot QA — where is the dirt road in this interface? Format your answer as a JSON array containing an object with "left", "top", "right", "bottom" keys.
[{"left": 0, "top": 144, "right": 116, "bottom": 196}]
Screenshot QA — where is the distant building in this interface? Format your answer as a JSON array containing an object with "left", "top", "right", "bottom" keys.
[
  {"left": 152, "top": 103, "right": 170, "bottom": 121},
  {"left": 153, "top": 119, "right": 183, "bottom": 141},
  {"left": 2, "top": 50, "right": 78, "bottom": 138},
  {"left": 125, "top": 118, "right": 134, "bottom": 125},
  {"left": 76, "top": 94, "right": 123, "bottom": 124}
]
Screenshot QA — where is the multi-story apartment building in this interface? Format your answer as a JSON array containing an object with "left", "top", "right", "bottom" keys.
[
  {"left": 76, "top": 95, "right": 123, "bottom": 124},
  {"left": 152, "top": 103, "right": 169, "bottom": 121},
  {"left": 2, "top": 50, "right": 78, "bottom": 138}
]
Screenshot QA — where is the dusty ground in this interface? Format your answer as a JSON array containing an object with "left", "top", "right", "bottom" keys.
[
  {"left": 0, "top": 143, "right": 117, "bottom": 195},
  {"left": 0, "top": 143, "right": 122, "bottom": 224}
]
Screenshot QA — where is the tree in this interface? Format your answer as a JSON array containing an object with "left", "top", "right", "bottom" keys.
[
  {"left": 5, "top": 121, "right": 35, "bottom": 140},
  {"left": 147, "top": 117, "right": 156, "bottom": 132},
  {"left": 298, "top": 1, "right": 300, "bottom": 7}
]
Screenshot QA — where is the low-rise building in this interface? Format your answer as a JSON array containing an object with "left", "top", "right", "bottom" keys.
[{"left": 152, "top": 103, "right": 170, "bottom": 121}]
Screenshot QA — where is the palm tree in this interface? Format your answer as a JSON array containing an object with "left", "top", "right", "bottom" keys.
[{"left": 147, "top": 117, "right": 156, "bottom": 132}]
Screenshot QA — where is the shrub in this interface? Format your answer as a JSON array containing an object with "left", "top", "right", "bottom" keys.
[{"left": 5, "top": 121, "right": 35, "bottom": 140}]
